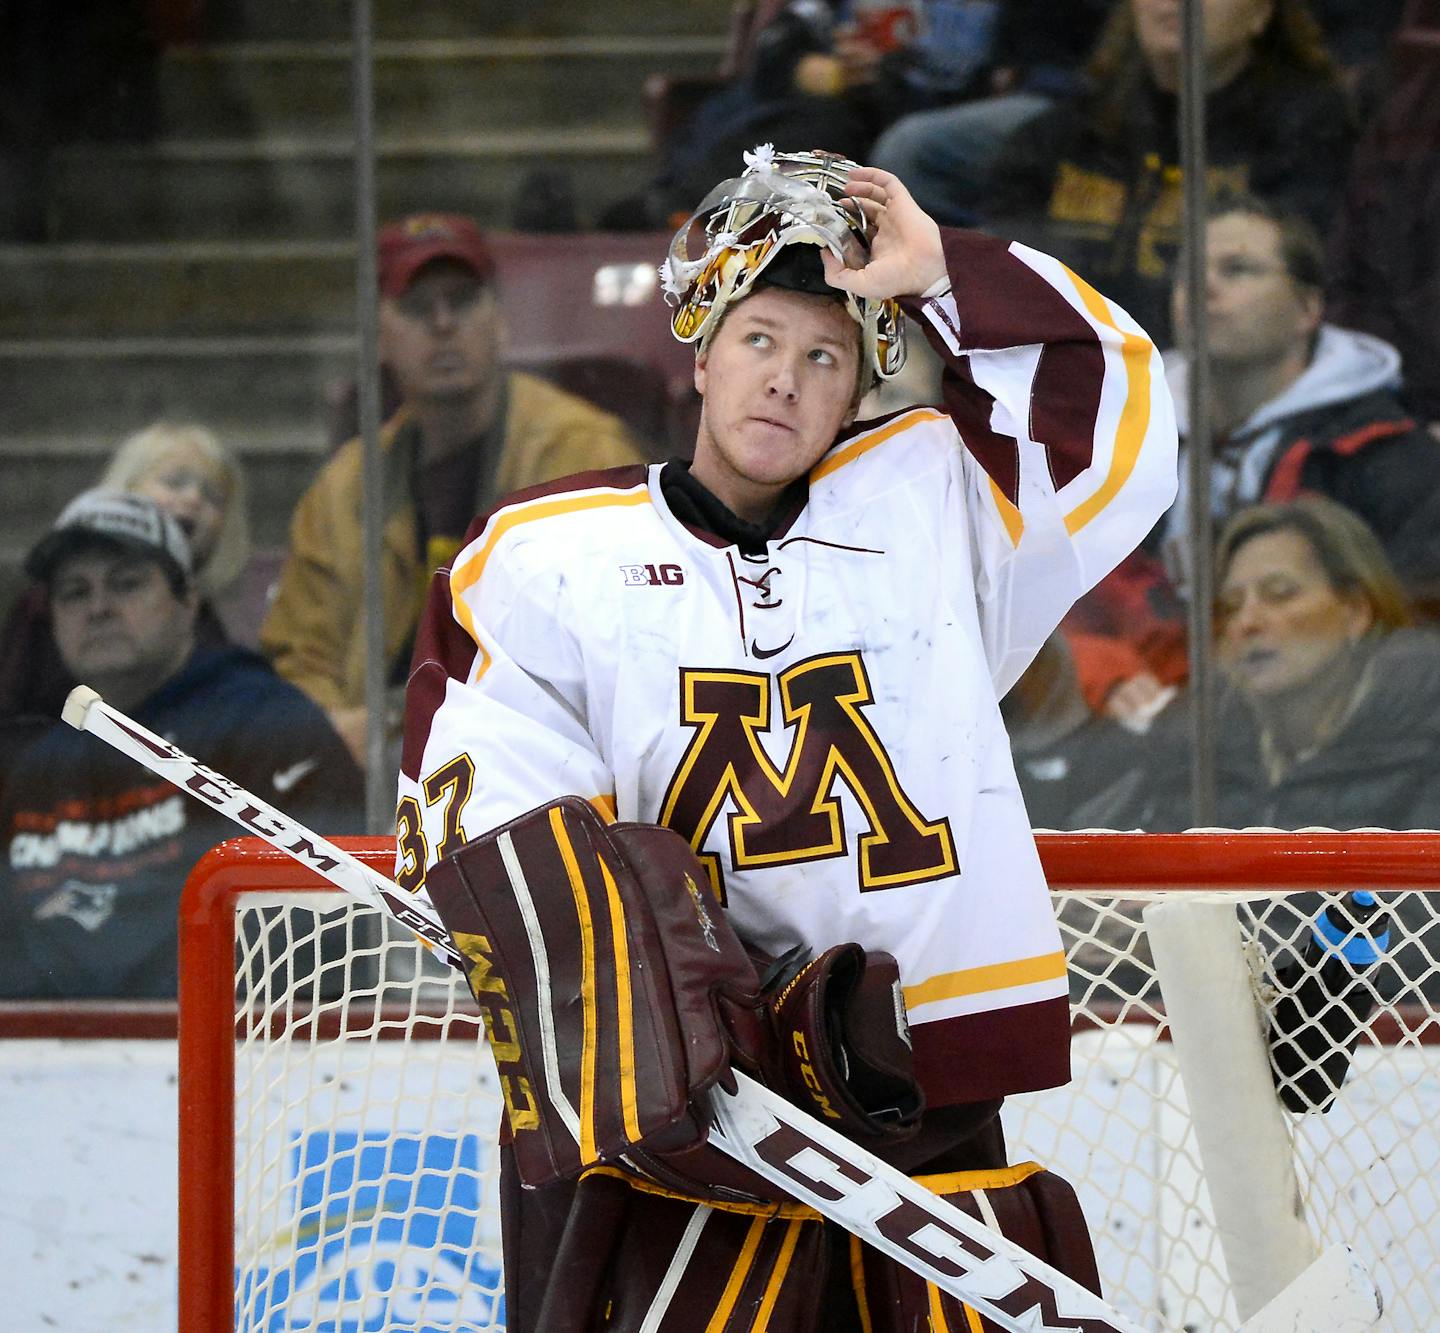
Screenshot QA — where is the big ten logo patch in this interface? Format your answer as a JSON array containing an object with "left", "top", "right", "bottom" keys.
[
  {"left": 240, "top": 1130, "right": 504, "bottom": 1332},
  {"left": 620, "top": 562, "right": 685, "bottom": 587}
]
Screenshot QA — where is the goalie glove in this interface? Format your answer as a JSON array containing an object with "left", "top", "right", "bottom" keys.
[{"left": 756, "top": 942, "right": 924, "bottom": 1142}]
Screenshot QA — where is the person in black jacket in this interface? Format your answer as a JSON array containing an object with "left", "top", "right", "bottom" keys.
[
  {"left": 871, "top": 0, "right": 1112, "bottom": 226},
  {"left": 0, "top": 490, "right": 363, "bottom": 999},
  {"left": 1326, "top": 7, "right": 1440, "bottom": 430},
  {"left": 985, "top": 0, "right": 1354, "bottom": 343},
  {"left": 1138, "top": 496, "right": 1440, "bottom": 833}
]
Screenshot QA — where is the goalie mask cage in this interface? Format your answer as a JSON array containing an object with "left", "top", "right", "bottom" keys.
[{"left": 179, "top": 833, "right": 1440, "bottom": 1332}]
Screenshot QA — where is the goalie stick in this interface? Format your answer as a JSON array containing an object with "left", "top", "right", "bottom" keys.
[{"left": 63, "top": 684, "right": 1381, "bottom": 1332}]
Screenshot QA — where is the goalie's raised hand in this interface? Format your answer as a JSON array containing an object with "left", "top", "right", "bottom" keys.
[{"left": 822, "top": 165, "right": 947, "bottom": 302}]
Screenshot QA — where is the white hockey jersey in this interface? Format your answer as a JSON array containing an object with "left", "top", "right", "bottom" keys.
[{"left": 397, "top": 231, "right": 1178, "bottom": 1107}]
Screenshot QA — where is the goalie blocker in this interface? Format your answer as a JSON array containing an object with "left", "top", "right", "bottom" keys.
[{"left": 425, "top": 796, "right": 1102, "bottom": 1329}]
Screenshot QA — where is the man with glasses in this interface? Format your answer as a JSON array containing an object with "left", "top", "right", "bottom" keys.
[
  {"left": 262, "top": 213, "right": 643, "bottom": 768},
  {"left": 1164, "top": 194, "right": 1440, "bottom": 586}
]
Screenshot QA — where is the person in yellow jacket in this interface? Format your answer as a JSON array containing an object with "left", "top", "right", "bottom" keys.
[{"left": 261, "top": 214, "right": 643, "bottom": 766}]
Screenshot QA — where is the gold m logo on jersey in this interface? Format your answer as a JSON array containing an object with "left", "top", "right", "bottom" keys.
[{"left": 659, "top": 652, "right": 957, "bottom": 898}]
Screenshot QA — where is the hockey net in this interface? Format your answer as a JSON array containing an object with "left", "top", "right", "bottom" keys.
[{"left": 179, "top": 832, "right": 1440, "bottom": 1332}]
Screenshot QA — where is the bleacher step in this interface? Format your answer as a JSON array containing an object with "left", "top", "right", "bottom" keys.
[
  {"left": 1, "top": 232, "right": 684, "bottom": 345},
  {"left": 49, "top": 129, "right": 654, "bottom": 241},
  {"left": 0, "top": 242, "right": 356, "bottom": 340},
  {"left": 160, "top": 36, "right": 724, "bottom": 138},
  {"left": 0, "top": 334, "right": 357, "bottom": 439},
  {"left": 207, "top": 0, "right": 732, "bottom": 42}
]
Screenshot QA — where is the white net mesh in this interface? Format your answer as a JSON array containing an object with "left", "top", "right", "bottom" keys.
[
  {"left": 211, "top": 884, "right": 1440, "bottom": 1332},
  {"left": 1008, "top": 889, "right": 1440, "bottom": 1331},
  {"left": 230, "top": 899, "right": 504, "bottom": 1332}
]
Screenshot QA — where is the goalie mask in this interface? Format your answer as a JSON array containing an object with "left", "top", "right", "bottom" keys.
[{"left": 660, "top": 144, "right": 906, "bottom": 382}]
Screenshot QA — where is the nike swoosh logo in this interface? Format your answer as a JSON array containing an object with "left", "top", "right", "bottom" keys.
[
  {"left": 750, "top": 636, "right": 794, "bottom": 660},
  {"left": 273, "top": 757, "right": 320, "bottom": 794}
]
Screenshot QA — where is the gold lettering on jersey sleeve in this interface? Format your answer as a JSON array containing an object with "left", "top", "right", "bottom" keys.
[
  {"left": 422, "top": 753, "right": 476, "bottom": 861},
  {"left": 394, "top": 754, "right": 475, "bottom": 895},
  {"left": 394, "top": 795, "right": 429, "bottom": 894},
  {"left": 659, "top": 652, "right": 957, "bottom": 896}
]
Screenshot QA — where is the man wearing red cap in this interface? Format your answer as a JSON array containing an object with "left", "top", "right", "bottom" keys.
[{"left": 262, "top": 213, "right": 643, "bottom": 768}]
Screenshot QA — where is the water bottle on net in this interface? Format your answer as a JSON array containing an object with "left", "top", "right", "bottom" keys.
[{"left": 1268, "top": 890, "right": 1391, "bottom": 1113}]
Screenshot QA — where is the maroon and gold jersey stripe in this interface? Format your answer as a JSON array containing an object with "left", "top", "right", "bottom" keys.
[
  {"left": 903, "top": 951, "right": 1067, "bottom": 1010},
  {"left": 810, "top": 408, "right": 947, "bottom": 484},
  {"left": 1059, "top": 266, "right": 1155, "bottom": 537}
]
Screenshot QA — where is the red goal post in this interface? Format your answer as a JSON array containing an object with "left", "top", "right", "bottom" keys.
[{"left": 179, "top": 831, "right": 1440, "bottom": 1331}]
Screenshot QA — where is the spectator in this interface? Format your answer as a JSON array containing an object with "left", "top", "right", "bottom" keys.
[
  {"left": 1326, "top": 2, "right": 1440, "bottom": 430},
  {"left": 260, "top": 214, "right": 643, "bottom": 767},
  {"left": 621, "top": 1, "right": 1005, "bottom": 229},
  {"left": 0, "top": 421, "right": 250, "bottom": 727},
  {"left": 986, "top": 0, "right": 1354, "bottom": 343},
  {"left": 0, "top": 491, "right": 362, "bottom": 998},
  {"left": 1065, "top": 192, "right": 1440, "bottom": 722},
  {"left": 871, "top": 0, "right": 1112, "bottom": 226},
  {"left": 1002, "top": 634, "right": 1155, "bottom": 1001},
  {"left": 1164, "top": 194, "right": 1440, "bottom": 596},
  {"left": 99, "top": 421, "right": 251, "bottom": 611},
  {"left": 1137, "top": 497, "right": 1440, "bottom": 831}
]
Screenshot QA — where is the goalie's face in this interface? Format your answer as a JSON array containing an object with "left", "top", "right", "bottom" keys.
[{"left": 691, "top": 285, "right": 860, "bottom": 523}]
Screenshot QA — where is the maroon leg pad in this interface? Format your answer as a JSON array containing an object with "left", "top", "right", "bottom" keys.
[
  {"left": 855, "top": 1162, "right": 1102, "bottom": 1333},
  {"left": 579, "top": 1184, "right": 832, "bottom": 1332}
]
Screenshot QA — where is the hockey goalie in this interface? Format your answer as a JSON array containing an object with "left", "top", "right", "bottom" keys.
[{"left": 396, "top": 145, "right": 1179, "bottom": 1330}]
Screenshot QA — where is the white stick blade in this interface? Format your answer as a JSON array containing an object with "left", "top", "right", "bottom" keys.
[
  {"left": 1237, "top": 1245, "right": 1382, "bottom": 1332},
  {"left": 62, "top": 684, "right": 103, "bottom": 730}
]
